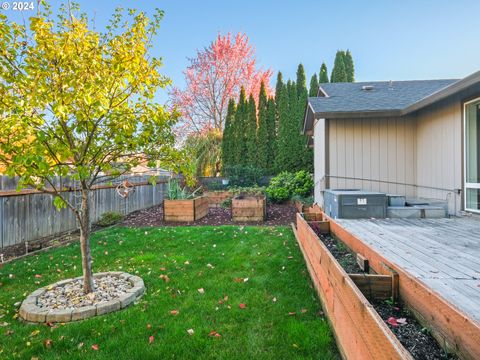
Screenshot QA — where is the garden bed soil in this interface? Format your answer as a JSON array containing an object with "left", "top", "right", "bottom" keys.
[
  {"left": 122, "top": 203, "right": 296, "bottom": 227},
  {"left": 309, "top": 222, "right": 457, "bottom": 360},
  {"left": 372, "top": 300, "right": 457, "bottom": 360}
]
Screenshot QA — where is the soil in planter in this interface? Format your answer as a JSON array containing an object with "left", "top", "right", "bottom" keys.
[
  {"left": 310, "top": 224, "right": 363, "bottom": 273},
  {"left": 309, "top": 222, "right": 457, "bottom": 360},
  {"left": 372, "top": 300, "right": 457, "bottom": 360}
]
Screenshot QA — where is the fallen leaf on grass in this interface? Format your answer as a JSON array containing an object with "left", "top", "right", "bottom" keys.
[
  {"left": 198, "top": 288, "right": 205, "bottom": 294},
  {"left": 149, "top": 335, "right": 154, "bottom": 344},
  {"left": 34, "top": 274, "right": 42, "bottom": 278},
  {"left": 77, "top": 342, "right": 84, "bottom": 349},
  {"left": 239, "top": 303, "right": 246, "bottom": 309},
  {"left": 187, "top": 329, "right": 194, "bottom": 335},
  {"left": 206, "top": 263, "right": 214, "bottom": 269},
  {"left": 288, "top": 312, "right": 296, "bottom": 316},
  {"left": 208, "top": 331, "right": 221, "bottom": 337},
  {"left": 146, "top": 324, "right": 152, "bottom": 329},
  {"left": 159, "top": 274, "right": 170, "bottom": 282},
  {"left": 91, "top": 344, "right": 99, "bottom": 351},
  {"left": 170, "top": 310, "right": 179, "bottom": 315},
  {"left": 44, "top": 339, "right": 53, "bottom": 349},
  {"left": 300, "top": 309, "right": 308, "bottom": 313},
  {"left": 30, "top": 329, "right": 40, "bottom": 337},
  {"left": 272, "top": 297, "right": 277, "bottom": 303}
]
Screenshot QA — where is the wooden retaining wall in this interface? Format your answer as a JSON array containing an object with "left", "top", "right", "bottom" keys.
[
  {"left": 325, "top": 213, "right": 480, "bottom": 360},
  {"left": 163, "top": 196, "right": 209, "bottom": 222},
  {"left": 294, "top": 213, "right": 412, "bottom": 360},
  {"left": 0, "top": 176, "right": 168, "bottom": 251}
]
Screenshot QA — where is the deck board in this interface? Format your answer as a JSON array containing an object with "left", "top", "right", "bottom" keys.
[{"left": 336, "top": 217, "right": 480, "bottom": 324}]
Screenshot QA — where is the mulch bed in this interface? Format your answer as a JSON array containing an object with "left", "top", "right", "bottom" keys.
[
  {"left": 121, "top": 203, "right": 296, "bottom": 227},
  {"left": 309, "top": 222, "right": 457, "bottom": 360}
]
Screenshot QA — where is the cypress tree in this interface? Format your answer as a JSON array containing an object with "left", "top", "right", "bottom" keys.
[
  {"left": 266, "top": 97, "right": 276, "bottom": 172},
  {"left": 256, "top": 82, "right": 269, "bottom": 171},
  {"left": 344, "top": 50, "right": 355, "bottom": 82},
  {"left": 221, "top": 98, "right": 236, "bottom": 169},
  {"left": 245, "top": 94, "right": 258, "bottom": 167},
  {"left": 296, "top": 64, "right": 307, "bottom": 100},
  {"left": 319, "top": 62, "right": 329, "bottom": 83},
  {"left": 232, "top": 88, "right": 247, "bottom": 165},
  {"left": 309, "top": 73, "right": 319, "bottom": 97},
  {"left": 331, "top": 51, "right": 347, "bottom": 83},
  {"left": 275, "top": 71, "right": 284, "bottom": 98},
  {"left": 274, "top": 81, "right": 289, "bottom": 172}
]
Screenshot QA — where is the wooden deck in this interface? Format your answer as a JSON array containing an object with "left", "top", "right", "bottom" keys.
[{"left": 335, "top": 217, "right": 480, "bottom": 324}]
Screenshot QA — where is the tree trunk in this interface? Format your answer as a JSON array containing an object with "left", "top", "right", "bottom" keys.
[{"left": 79, "top": 189, "right": 94, "bottom": 293}]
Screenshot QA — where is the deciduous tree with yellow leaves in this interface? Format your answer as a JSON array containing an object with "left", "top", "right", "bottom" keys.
[{"left": 0, "top": 2, "right": 186, "bottom": 293}]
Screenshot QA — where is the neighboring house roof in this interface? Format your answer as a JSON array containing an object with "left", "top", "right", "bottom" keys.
[{"left": 303, "top": 70, "right": 480, "bottom": 134}]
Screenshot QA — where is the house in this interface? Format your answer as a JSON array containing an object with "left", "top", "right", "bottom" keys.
[{"left": 303, "top": 70, "right": 480, "bottom": 215}]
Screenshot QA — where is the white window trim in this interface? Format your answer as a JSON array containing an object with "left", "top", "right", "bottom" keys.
[{"left": 463, "top": 97, "right": 480, "bottom": 213}]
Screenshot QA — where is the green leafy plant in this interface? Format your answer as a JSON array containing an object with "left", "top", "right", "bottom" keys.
[
  {"left": 95, "top": 212, "right": 124, "bottom": 227},
  {"left": 266, "top": 171, "right": 313, "bottom": 203},
  {"left": 223, "top": 165, "right": 264, "bottom": 187},
  {"left": 291, "top": 194, "right": 314, "bottom": 207},
  {"left": 167, "top": 178, "right": 201, "bottom": 200},
  {"left": 220, "top": 198, "right": 232, "bottom": 208},
  {"left": 229, "top": 185, "right": 265, "bottom": 197}
]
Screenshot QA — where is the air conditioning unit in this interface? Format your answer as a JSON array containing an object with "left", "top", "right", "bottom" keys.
[{"left": 324, "top": 189, "right": 387, "bottom": 219}]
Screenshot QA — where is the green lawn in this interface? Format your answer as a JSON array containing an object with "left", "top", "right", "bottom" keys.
[{"left": 0, "top": 226, "right": 338, "bottom": 359}]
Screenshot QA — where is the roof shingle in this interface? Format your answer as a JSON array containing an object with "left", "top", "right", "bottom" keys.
[{"left": 309, "top": 79, "right": 458, "bottom": 115}]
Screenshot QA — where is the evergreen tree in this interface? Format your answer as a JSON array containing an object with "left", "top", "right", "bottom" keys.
[
  {"left": 330, "top": 51, "right": 347, "bottom": 83},
  {"left": 344, "top": 50, "right": 355, "bottom": 82},
  {"left": 245, "top": 94, "right": 258, "bottom": 166},
  {"left": 319, "top": 62, "right": 329, "bottom": 83},
  {"left": 221, "top": 98, "right": 236, "bottom": 169},
  {"left": 256, "top": 82, "right": 269, "bottom": 170},
  {"left": 275, "top": 71, "right": 284, "bottom": 98},
  {"left": 296, "top": 64, "right": 307, "bottom": 100},
  {"left": 274, "top": 80, "right": 289, "bottom": 172},
  {"left": 309, "top": 74, "right": 319, "bottom": 97},
  {"left": 266, "top": 97, "right": 276, "bottom": 172},
  {"left": 232, "top": 88, "right": 247, "bottom": 165}
]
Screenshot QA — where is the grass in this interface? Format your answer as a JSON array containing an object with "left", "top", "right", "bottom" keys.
[{"left": 0, "top": 225, "right": 338, "bottom": 359}]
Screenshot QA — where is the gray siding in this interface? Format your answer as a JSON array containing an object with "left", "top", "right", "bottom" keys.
[
  {"left": 415, "top": 97, "right": 463, "bottom": 214},
  {"left": 325, "top": 116, "right": 417, "bottom": 198}
]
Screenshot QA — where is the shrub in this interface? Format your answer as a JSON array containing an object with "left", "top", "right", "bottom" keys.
[
  {"left": 95, "top": 212, "right": 124, "bottom": 227},
  {"left": 223, "top": 165, "right": 264, "bottom": 187},
  {"left": 292, "top": 170, "right": 314, "bottom": 197},
  {"left": 266, "top": 171, "right": 313, "bottom": 203}
]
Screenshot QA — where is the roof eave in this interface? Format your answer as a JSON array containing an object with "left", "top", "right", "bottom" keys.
[
  {"left": 303, "top": 102, "right": 316, "bottom": 135},
  {"left": 315, "top": 109, "right": 402, "bottom": 119}
]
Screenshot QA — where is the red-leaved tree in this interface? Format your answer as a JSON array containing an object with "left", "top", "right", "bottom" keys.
[{"left": 172, "top": 33, "right": 272, "bottom": 135}]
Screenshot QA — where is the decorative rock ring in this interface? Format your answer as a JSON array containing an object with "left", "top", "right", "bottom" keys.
[{"left": 19, "top": 272, "right": 145, "bottom": 323}]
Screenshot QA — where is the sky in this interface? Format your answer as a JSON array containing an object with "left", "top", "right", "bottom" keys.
[{"left": 3, "top": 0, "right": 480, "bottom": 103}]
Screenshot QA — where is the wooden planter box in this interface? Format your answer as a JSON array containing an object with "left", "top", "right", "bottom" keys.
[
  {"left": 205, "top": 191, "right": 232, "bottom": 208},
  {"left": 293, "top": 213, "right": 413, "bottom": 360},
  {"left": 232, "top": 195, "right": 266, "bottom": 222},
  {"left": 163, "top": 196, "right": 208, "bottom": 222}
]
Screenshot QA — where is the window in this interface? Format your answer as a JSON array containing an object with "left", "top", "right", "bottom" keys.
[{"left": 465, "top": 98, "right": 480, "bottom": 212}]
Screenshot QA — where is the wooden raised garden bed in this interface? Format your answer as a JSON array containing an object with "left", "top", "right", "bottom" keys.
[
  {"left": 294, "top": 210, "right": 464, "bottom": 360},
  {"left": 232, "top": 195, "right": 266, "bottom": 222},
  {"left": 205, "top": 191, "right": 232, "bottom": 208},
  {"left": 294, "top": 212, "right": 413, "bottom": 360},
  {"left": 163, "top": 196, "right": 208, "bottom": 222}
]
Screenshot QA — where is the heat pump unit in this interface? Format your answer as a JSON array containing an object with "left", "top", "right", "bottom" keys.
[{"left": 324, "top": 189, "right": 387, "bottom": 219}]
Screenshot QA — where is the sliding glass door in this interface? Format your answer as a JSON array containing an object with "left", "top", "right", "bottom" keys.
[{"left": 465, "top": 98, "right": 480, "bottom": 212}]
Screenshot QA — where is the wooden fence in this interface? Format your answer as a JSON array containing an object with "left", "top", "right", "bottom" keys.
[{"left": 0, "top": 175, "right": 169, "bottom": 250}]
